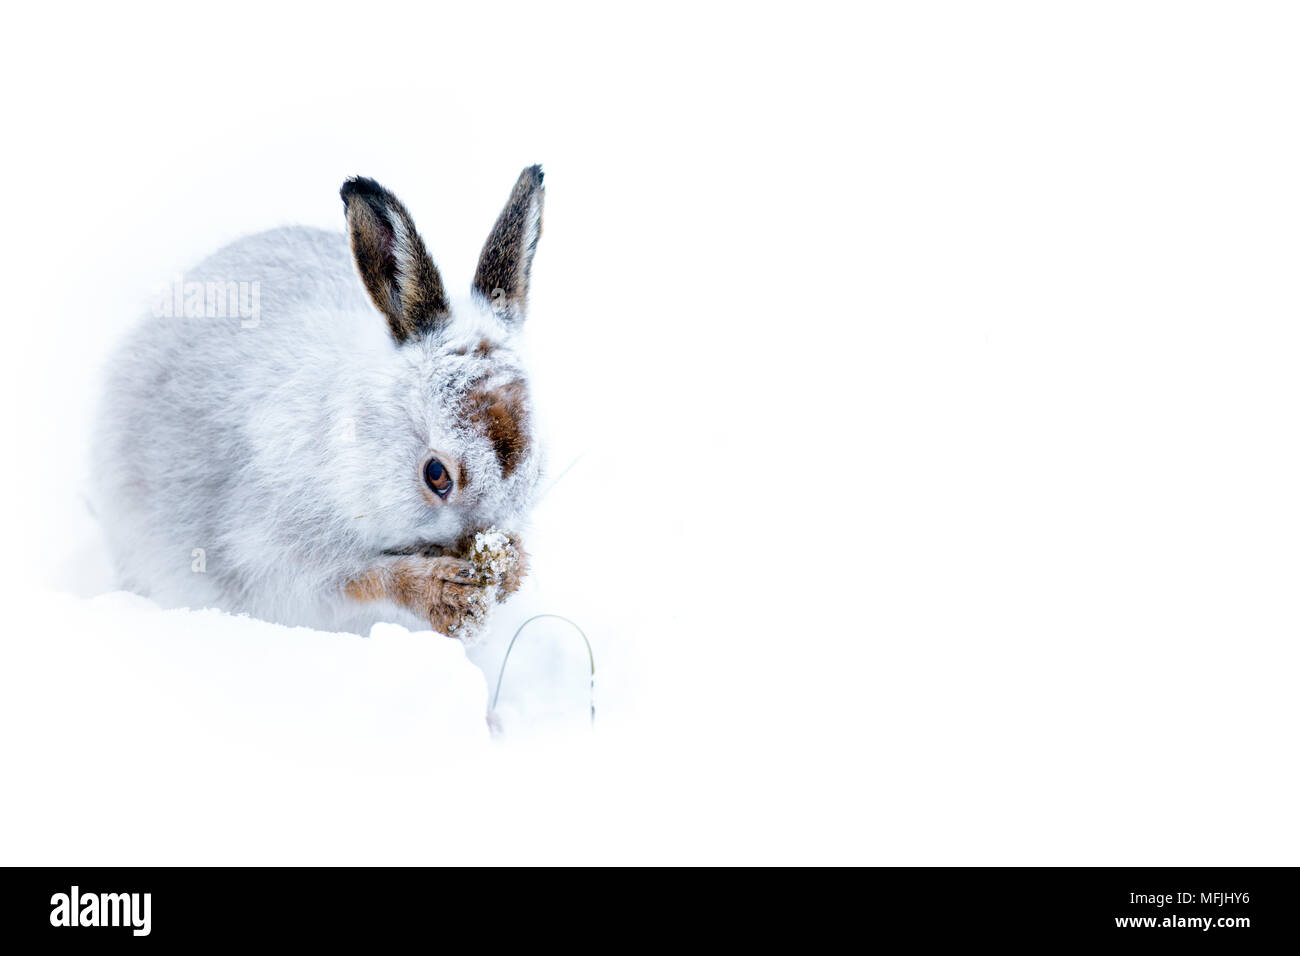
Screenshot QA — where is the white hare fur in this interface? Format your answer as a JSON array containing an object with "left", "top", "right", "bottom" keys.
[{"left": 95, "top": 169, "right": 547, "bottom": 635}]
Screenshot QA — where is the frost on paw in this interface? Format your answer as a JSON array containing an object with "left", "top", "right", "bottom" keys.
[
  {"left": 438, "top": 527, "right": 525, "bottom": 641},
  {"left": 442, "top": 583, "right": 495, "bottom": 643},
  {"left": 465, "top": 527, "right": 521, "bottom": 590}
]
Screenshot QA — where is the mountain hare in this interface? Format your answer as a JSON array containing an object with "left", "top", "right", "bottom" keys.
[{"left": 95, "top": 167, "right": 547, "bottom": 638}]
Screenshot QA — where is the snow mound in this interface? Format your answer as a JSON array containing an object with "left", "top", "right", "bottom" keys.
[{"left": 0, "top": 591, "right": 492, "bottom": 779}]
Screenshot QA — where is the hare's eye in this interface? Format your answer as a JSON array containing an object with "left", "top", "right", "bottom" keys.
[{"left": 424, "top": 458, "right": 453, "bottom": 498}]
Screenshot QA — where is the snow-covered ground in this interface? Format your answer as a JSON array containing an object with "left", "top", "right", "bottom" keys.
[{"left": 3, "top": 3, "right": 1300, "bottom": 863}]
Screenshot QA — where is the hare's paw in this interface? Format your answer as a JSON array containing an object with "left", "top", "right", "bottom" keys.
[
  {"left": 460, "top": 530, "right": 529, "bottom": 602},
  {"left": 428, "top": 585, "right": 492, "bottom": 639},
  {"left": 345, "top": 556, "right": 490, "bottom": 637},
  {"left": 493, "top": 535, "right": 529, "bottom": 601},
  {"left": 425, "top": 563, "right": 494, "bottom": 638}
]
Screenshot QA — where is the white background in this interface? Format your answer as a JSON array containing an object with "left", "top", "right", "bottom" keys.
[{"left": 1, "top": 2, "right": 1297, "bottom": 863}]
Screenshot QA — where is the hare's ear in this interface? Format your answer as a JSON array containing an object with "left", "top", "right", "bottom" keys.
[
  {"left": 341, "top": 177, "right": 450, "bottom": 343},
  {"left": 472, "top": 165, "right": 545, "bottom": 324}
]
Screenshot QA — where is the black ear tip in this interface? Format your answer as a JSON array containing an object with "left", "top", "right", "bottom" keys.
[
  {"left": 524, "top": 164, "right": 544, "bottom": 186},
  {"left": 340, "top": 176, "right": 389, "bottom": 204}
]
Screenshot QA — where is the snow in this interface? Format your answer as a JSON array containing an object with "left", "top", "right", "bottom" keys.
[
  {"left": 469, "top": 528, "right": 516, "bottom": 582},
  {"left": 2, "top": 592, "right": 493, "bottom": 769},
  {"left": 3, "top": 4, "right": 1300, "bottom": 864}
]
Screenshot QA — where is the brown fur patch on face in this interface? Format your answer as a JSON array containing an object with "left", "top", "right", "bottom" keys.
[
  {"left": 472, "top": 165, "right": 544, "bottom": 323},
  {"left": 341, "top": 176, "right": 449, "bottom": 343},
  {"left": 462, "top": 378, "right": 531, "bottom": 478}
]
